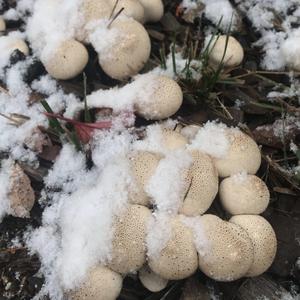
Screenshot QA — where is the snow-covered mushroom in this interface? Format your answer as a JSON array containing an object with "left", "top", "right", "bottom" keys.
[
  {"left": 128, "top": 151, "right": 161, "bottom": 206},
  {"left": 161, "top": 129, "right": 187, "bottom": 151},
  {"left": 112, "top": 0, "right": 145, "bottom": 23},
  {"left": 281, "top": 36, "right": 300, "bottom": 71},
  {"left": 138, "top": 0, "right": 164, "bottom": 22},
  {"left": 0, "top": 16, "right": 6, "bottom": 32},
  {"left": 180, "top": 125, "right": 201, "bottom": 142},
  {"left": 81, "top": 0, "right": 112, "bottom": 23},
  {"left": 139, "top": 265, "right": 168, "bottom": 292},
  {"left": 42, "top": 39, "right": 88, "bottom": 80},
  {"left": 148, "top": 216, "right": 198, "bottom": 280},
  {"left": 0, "top": 36, "right": 29, "bottom": 56},
  {"left": 208, "top": 35, "right": 244, "bottom": 68},
  {"left": 214, "top": 129, "right": 261, "bottom": 178},
  {"left": 229, "top": 215, "right": 277, "bottom": 277},
  {"left": 107, "top": 205, "right": 152, "bottom": 274},
  {"left": 135, "top": 75, "right": 183, "bottom": 120},
  {"left": 68, "top": 266, "right": 122, "bottom": 300},
  {"left": 98, "top": 18, "right": 151, "bottom": 80},
  {"left": 198, "top": 215, "right": 254, "bottom": 281},
  {"left": 9, "top": 163, "right": 35, "bottom": 218},
  {"left": 219, "top": 174, "right": 270, "bottom": 215},
  {"left": 179, "top": 151, "right": 218, "bottom": 216}
]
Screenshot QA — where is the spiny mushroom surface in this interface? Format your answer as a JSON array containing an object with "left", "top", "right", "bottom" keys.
[
  {"left": 135, "top": 75, "right": 183, "bottom": 120},
  {"left": 9, "top": 163, "right": 35, "bottom": 218},
  {"left": 128, "top": 151, "right": 161, "bottom": 206},
  {"left": 208, "top": 35, "right": 244, "bottom": 68},
  {"left": 229, "top": 215, "right": 277, "bottom": 277},
  {"left": 214, "top": 129, "right": 261, "bottom": 177},
  {"left": 198, "top": 214, "right": 254, "bottom": 281},
  {"left": 98, "top": 18, "right": 151, "bottom": 80},
  {"left": 219, "top": 173, "right": 270, "bottom": 215},
  {"left": 112, "top": 0, "right": 145, "bottom": 23},
  {"left": 139, "top": 265, "right": 168, "bottom": 292},
  {"left": 0, "top": 16, "right": 6, "bottom": 32},
  {"left": 138, "top": 0, "right": 164, "bottom": 22},
  {"left": 148, "top": 216, "right": 198, "bottom": 280},
  {"left": 42, "top": 39, "right": 88, "bottom": 80},
  {"left": 179, "top": 151, "right": 218, "bottom": 216},
  {"left": 107, "top": 204, "right": 152, "bottom": 274},
  {"left": 68, "top": 266, "right": 122, "bottom": 300}
]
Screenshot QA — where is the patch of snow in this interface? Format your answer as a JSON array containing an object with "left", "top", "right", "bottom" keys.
[{"left": 0, "top": 159, "right": 12, "bottom": 222}]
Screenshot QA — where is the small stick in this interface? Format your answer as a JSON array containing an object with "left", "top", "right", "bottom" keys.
[
  {"left": 107, "top": 7, "right": 124, "bottom": 28},
  {"left": 109, "top": 0, "right": 120, "bottom": 19}
]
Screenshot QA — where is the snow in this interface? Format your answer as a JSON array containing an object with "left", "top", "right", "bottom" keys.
[
  {"left": 232, "top": 171, "right": 248, "bottom": 184},
  {"left": 0, "top": 159, "right": 12, "bottom": 222}
]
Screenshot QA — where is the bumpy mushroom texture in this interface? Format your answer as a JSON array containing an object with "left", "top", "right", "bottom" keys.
[
  {"left": 81, "top": 0, "right": 112, "bottom": 23},
  {"left": 1, "top": 36, "right": 29, "bottom": 56},
  {"left": 229, "top": 215, "right": 277, "bottom": 277},
  {"left": 135, "top": 76, "right": 183, "bottom": 120},
  {"left": 112, "top": 0, "right": 145, "bottom": 23},
  {"left": 8, "top": 163, "right": 35, "bottom": 218},
  {"left": 219, "top": 174, "right": 270, "bottom": 215},
  {"left": 198, "top": 215, "right": 254, "bottom": 282},
  {"left": 138, "top": 0, "right": 164, "bottom": 22},
  {"left": 0, "top": 16, "right": 6, "bottom": 32},
  {"left": 214, "top": 130, "right": 261, "bottom": 178},
  {"left": 68, "top": 266, "right": 122, "bottom": 300},
  {"left": 179, "top": 151, "right": 218, "bottom": 216},
  {"left": 107, "top": 205, "right": 152, "bottom": 274},
  {"left": 148, "top": 217, "right": 198, "bottom": 280},
  {"left": 99, "top": 18, "right": 151, "bottom": 80},
  {"left": 139, "top": 265, "right": 168, "bottom": 292},
  {"left": 208, "top": 35, "right": 244, "bottom": 68},
  {"left": 128, "top": 151, "right": 161, "bottom": 206},
  {"left": 161, "top": 129, "right": 188, "bottom": 151},
  {"left": 42, "top": 39, "right": 88, "bottom": 80}
]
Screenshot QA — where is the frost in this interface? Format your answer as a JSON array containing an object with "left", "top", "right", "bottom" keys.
[{"left": 0, "top": 159, "right": 12, "bottom": 221}]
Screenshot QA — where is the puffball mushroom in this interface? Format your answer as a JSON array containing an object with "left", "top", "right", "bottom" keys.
[
  {"left": 198, "top": 215, "right": 254, "bottom": 281},
  {"left": 139, "top": 265, "right": 168, "bottom": 292},
  {"left": 161, "top": 129, "right": 188, "bottom": 151},
  {"left": 68, "top": 266, "right": 122, "bottom": 300},
  {"left": 208, "top": 35, "right": 244, "bottom": 68},
  {"left": 179, "top": 151, "right": 218, "bottom": 216},
  {"left": 128, "top": 151, "right": 161, "bottom": 206},
  {"left": 81, "top": 0, "right": 112, "bottom": 23},
  {"left": 98, "top": 18, "right": 151, "bottom": 80},
  {"left": 0, "top": 36, "right": 29, "bottom": 56},
  {"left": 0, "top": 16, "right": 6, "bottom": 32},
  {"left": 138, "top": 0, "right": 164, "bottom": 22},
  {"left": 230, "top": 215, "right": 277, "bottom": 277},
  {"left": 107, "top": 205, "right": 152, "bottom": 274},
  {"left": 148, "top": 216, "right": 198, "bottom": 280},
  {"left": 219, "top": 174, "right": 270, "bottom": 215},
  {"left": 112, "top": 0, "right": 145, "bottom": 23},
  {"left": 42, "top": 39, "right": 88, "bottom": 80},
  {"left": 9, "top": 163, "right": 35, "bottom": 218},
  {"left": 135, "top": 76, "right": 183, "bottom": 120},
  {"left": 214, "top": 129, "right": 261, "bottom": 178}
]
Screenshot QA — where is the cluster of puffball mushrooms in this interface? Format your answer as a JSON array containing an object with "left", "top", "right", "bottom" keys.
[{"left": 0, "top": 1, "right": 278, "bottom": 300}]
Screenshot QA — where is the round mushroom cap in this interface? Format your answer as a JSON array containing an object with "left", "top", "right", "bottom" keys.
[
  {"left": 281, "top": 36, "right": 300, "bottom": 71},
  {"left": 112, "top": 0, "right": 145, "bottom": 23},
  {"left": 135, "top": 76, "right": 183, "bottom": 120},
  {"left": 0, "top": 36, "right": 29, "bottom": 56},
  {"left": 98, "top": 18, "right": 151, "bottom": 80},
  {"left": 138, "top": 0, "right": 164, "bottom": 22},
  {"left": 208, "top": 35, "right": 244, "bottom": 68},
  {"left": 139, "top": 265, "right": 168, "bottom": 292},
  {"left": 81, "top": 0, "right": 112, "bottom": 23},
  {"left": 68, "top": 266, "right": 122, "bottom": 300},
  {"left": 148, "top": 216, "right": 198, "bottom": 280},
  {"left": 0, "top": 16, "right": 6, "bottom": 32},
  {"left": 9, "top": 163, "right": 35, "bottom": 218},
  {"left": 220, "top": 174, "right": 270, "bottom": 215},
  {"left": 214, "top": 129, "right": 261, "bottom": 178},
  {"left": 42, "top": 39, "right": 88, "bottom": 80},
  {"left": 161, "top": 129, "right": 187, "bottom": 151},
  {"left": 128, "top": 151, "right": 161, "bottom": 206},
  {"left": 179, "top": 151, "right": 218, "bottom": 216},
  {"left": 229, "top": 215, "right": 277, "bottom": 277},
  {"left": 198, "top": 214, "right": 254, "bottom": 281},
  {"left": 107, "top": 205, "right": 152, "bottom": 274}
]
